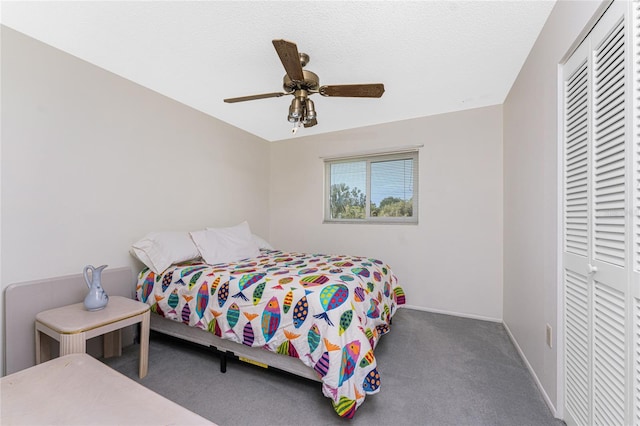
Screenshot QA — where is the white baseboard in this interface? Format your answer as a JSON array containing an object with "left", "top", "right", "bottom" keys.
[
  {"left": 401, "top": 303, "right": 502, "bottom": 323},
  {"left": 502, "top": 321, "right": 558, "bottom": 418}
]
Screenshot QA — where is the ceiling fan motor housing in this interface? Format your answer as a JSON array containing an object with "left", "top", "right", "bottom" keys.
[{"left": 283, "top": 69, "right": 319, "bottom": 93}]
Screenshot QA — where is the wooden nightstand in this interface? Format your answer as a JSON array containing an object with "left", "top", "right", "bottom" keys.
[{"left": 35, "top": 296, "right": 150, "bottom": 378}]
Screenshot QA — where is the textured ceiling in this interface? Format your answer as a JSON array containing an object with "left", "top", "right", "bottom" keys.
[{"left": 1, "top": 1, "right": 556, "bottom": 142}]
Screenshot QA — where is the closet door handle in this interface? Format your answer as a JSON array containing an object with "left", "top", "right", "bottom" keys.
[{"left": 588, "top": 264, "right": 598, "bottom": 274}]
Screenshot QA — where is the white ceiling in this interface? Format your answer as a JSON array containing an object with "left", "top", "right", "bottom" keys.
[{"left": 1, "top": 1, "right": 556, "bottom": 142}]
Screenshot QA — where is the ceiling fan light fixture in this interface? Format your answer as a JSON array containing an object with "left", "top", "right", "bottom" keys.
[
  {"left": 305, "top": 99, "right": 316, "bottom": 120},
  {"left": 288, "top": 97, "right": 303, "bottom": 122}
]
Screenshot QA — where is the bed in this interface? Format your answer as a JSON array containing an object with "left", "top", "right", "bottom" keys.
[{"left": 135, "top": 248, "right": 405, "bottom": 418}]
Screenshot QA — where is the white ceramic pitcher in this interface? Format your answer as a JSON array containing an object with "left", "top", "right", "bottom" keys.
[{"left": 83, "top": 264, "right": 109, "bottom": 311}]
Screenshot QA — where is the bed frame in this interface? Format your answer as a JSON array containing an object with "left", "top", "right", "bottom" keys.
[{"left": 150, "top": 313, "right": 321, "bottom": 382}]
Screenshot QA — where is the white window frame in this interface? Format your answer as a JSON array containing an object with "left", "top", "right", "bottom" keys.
[{"left": 323, "top": 150, "right": 419, "bottom": 224}]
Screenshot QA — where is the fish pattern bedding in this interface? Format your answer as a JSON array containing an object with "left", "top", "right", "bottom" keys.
[{"left": 135, "top": 249, "right": 406, "bottom": 418}]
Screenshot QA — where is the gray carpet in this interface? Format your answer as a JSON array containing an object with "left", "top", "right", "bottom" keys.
[{"left": 103, "top": 308, "right": 563, "bottom": 426}]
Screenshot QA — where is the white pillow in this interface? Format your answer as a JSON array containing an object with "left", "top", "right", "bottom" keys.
[
  {"left": 192, "top": 221, "right": 260, "bottom": 265},
  {"left": 205, "top": 227, "right": 273, "bottom": 250},
  {"left": 131, "top": 231, "right": 200, "bottom": 274}
]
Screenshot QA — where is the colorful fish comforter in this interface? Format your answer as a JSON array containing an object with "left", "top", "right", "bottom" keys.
[{"left": 135, "top": 249, "right": 406, "bottom": 418}]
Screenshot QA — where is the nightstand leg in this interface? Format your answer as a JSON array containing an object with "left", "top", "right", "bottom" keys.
[
  {"left": 103, "top": 330, "right": 122, "bottom": 358},
  {"left": 35, "top": 330, "right": 53, "bottom": 364},
  {"left": 139, "top": 311, "right": 150, "bottom": 378},
  {"left": 35, "top": 327, "right": 41, "bottom": 364},
  {"left": 35, "top": 329, "right": 43, "bottom": 364},
  {"left": 59, "top": 333, "right": 86, "bottom": 356}
]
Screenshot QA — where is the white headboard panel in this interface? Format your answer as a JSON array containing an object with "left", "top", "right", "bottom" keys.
[{"left": 4, "top": 267, "right": 134, "bottom": 375}]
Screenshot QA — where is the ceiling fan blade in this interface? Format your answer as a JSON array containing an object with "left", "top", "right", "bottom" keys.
[
  {"left": 272, "top": 39, "right": 304, "bottom": 81},
  {"left": 304, "top": 118, "right": 318, "bottom": 128},
  {"left": 224, "top": 92, "right": 287, "bottom": 103},
  {"left": 319, "top": 84, "right": 385, "bottom": 98}
]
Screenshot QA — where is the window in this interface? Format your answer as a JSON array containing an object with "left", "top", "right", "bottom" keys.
[{"left": 324, "top": 151, "right": 418, "bottom": 223}]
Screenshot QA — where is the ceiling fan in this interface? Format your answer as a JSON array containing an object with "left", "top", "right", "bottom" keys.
[{"left": 224, "top": 39, "right": 385, "bottom": 133}]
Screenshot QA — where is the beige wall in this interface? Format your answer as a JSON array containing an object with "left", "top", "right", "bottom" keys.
[
  {"left": 0, "top": 26, "right": 270, "bottom": 372},
  {"left": 270, "top": 106, "right": 504, "bottom": 322},
  {"left": 502, "top": 0, "right": 602, "bottom": 414}
]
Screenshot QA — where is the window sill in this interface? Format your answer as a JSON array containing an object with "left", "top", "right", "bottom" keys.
[{"left": 323, "top": 219, "right": 418, "bottom": 225}]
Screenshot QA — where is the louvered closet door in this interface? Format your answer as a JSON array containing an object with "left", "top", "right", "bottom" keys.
[
  {"left": 590, "top": 7, "right": 628, "bottom": 426},
  {"left": 632, "top": 3, "right": 640, "bottom": 424},
  {"left": 563, "top": 39, "right": 592, "bottom": 426},
  {"left": 562, "top": 2, "right": 633, "bottom": 426}
]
